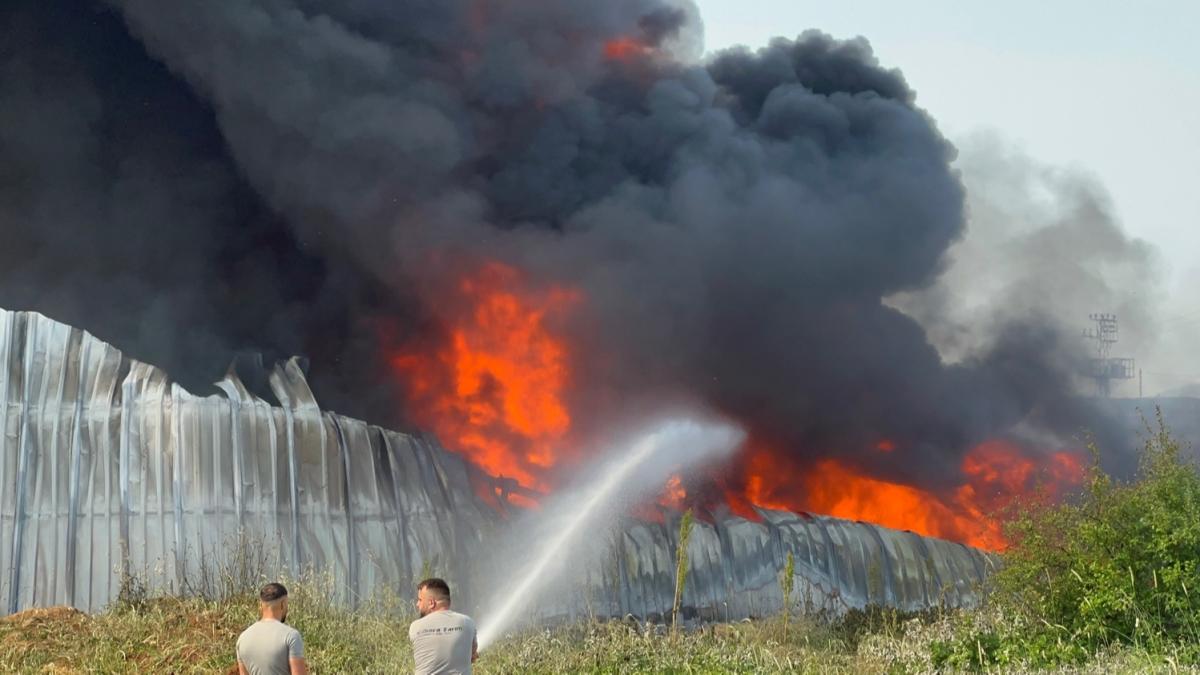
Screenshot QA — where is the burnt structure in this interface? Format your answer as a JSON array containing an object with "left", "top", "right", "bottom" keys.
[{"left": 1, "top": 308, "right": 995, "bottom": 617}]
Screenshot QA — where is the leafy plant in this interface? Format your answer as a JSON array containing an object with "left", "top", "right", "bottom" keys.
[
  {"left": 934, "top": 410, "right": 1200, "bottom": 668},
  {"left": 780, "top": 551, "right": 795, "bottom": 638},
  {"left": 671, "top": 508, "right": 695, "bottom": 639}
]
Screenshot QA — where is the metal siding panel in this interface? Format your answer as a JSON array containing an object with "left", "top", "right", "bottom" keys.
[{"left": 8, "top": 315, "right": 36, "bottom": 613}]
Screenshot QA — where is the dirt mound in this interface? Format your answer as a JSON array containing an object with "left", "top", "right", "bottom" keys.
[
  {"left": 1, "top": 607, "right": 92, "bottom": 672},
  {"left": 4, "top": 606, "right": 88, "bottom": 625}
]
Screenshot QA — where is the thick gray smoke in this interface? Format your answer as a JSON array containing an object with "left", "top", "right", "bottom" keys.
[
  {"left": 892, "top": 132, "right": 1162, "bottom": 376},
  {"left": 0, "top": 0, "right": 1128, "bottom": 499},
  {"left": 894, "top": 132, "right": 1198, "bottom": 407},
  {"left": 0, "top": 1, "right": 421, "bottom": 422}
]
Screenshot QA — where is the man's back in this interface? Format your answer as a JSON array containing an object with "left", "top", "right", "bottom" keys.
[
  {"left": 237, "top": 619, "right": 304, "bottom": 675},
  {"left": 409, "top": 609, "right": 476, "bottom": 675}
]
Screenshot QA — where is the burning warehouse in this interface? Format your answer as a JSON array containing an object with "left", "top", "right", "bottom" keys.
[
  {"left": 1, "top": 0, "right": 1196, "bottom": 625},
  {"left": 0, "top": 307, "right": 996, "bottom": 618}
]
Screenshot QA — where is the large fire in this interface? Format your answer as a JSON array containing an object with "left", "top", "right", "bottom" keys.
[
  {"left": 390, "top": 262, "right": 580, "bottom": 493},
  {"left": 390, "top": 262, "right": 1085, "bottom": 550},
  {"left": 735, "top": 441, "right": 1085, "bottom": 550}
]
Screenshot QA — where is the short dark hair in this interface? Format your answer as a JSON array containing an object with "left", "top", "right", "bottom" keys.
[
  {"left": 417, "top": 577, "right": 450, "bottom": 600},
  {"left": 260, "top": 582, "right": 288, "bottom": 603}
]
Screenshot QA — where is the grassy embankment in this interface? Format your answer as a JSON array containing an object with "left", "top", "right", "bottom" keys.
[{"left": 0, "top": 597, "right": 1177, "bottom": 673}]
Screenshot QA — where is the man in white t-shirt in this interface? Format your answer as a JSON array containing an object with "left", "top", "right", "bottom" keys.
[
  {"left": 237, "top": 582, "right": 308, "bottom": 675},
  {"left": 409, "top": 577, "right": 477, "bottom": 675}
]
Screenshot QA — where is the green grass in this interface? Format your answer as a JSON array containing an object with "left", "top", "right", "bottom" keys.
[
  {"left": 0, "top": 593, "right": 882, "bottom": 674},
  {"left": 0, "top": 591, "right": 1186, "bottom": 673}
]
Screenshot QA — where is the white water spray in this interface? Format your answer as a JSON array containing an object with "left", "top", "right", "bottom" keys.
[{"left": 474, "top": 417, "right": 743, "bottom": 650}]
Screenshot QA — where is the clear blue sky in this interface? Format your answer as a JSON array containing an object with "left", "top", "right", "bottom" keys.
[{"left": 697, "top": 0, "right": 1200, "bottom": 299}]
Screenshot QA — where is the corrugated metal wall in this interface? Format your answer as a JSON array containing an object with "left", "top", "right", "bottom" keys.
[
  {"left": 558, "top": 508, "right": 994, "bottom": 623},
  {"left": 0, "top": 308, "right": 494, "bottom": 613},
  {"left": 0, "top": 308, "right": 993, "bottom": 618}
]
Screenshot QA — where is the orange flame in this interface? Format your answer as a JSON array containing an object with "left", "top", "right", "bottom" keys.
[
  {"left": 661, "top": 474, "right": 687, "bottom": 509},
  {"left": 389, "top": 261, "right": 1085, "bottom": 549},
  {"left": 390, "top": 262, "right": 580, "bottom": 490},
  {"left": 603, "top": 37, "right": 649, "bottom": 61},
  {"left": 737, "top": 440, "right": 1085, "bottom": 550}
]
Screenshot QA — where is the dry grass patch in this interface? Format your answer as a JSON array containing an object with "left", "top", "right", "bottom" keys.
[{"left": 0, "top": 587, "right": 1190, "bottom": 673}]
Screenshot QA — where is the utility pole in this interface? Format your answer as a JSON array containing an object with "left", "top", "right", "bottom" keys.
[{"left": 1082, "top": 313, "right": 1135, "bottom": 397}]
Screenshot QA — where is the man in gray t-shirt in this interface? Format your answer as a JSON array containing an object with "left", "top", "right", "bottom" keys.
[
  {"left": 409, "top": 578, "right": 477, "bottom": 675},
  {"left": 237, "top": 582, "right": 308, "bottom": 675}
]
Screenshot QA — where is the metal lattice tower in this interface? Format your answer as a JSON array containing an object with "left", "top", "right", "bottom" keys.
[{"left": 1082, "top": 313, "right": 1135, "bottom": 397}]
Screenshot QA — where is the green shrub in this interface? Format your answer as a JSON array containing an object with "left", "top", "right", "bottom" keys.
[
  {"left": 671, "top": 508, "right": 695, "bottom": 638},
  {"left": 934, "top": 411, "right": 1200, "bottom": 668},
  {"left": 831, "top": 605, "right": 932, "bottom": 651}
]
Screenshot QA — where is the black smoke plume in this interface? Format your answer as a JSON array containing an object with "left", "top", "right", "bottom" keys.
[{"left": 0, "top": 0, "right": 1128, "bottom": 497}]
